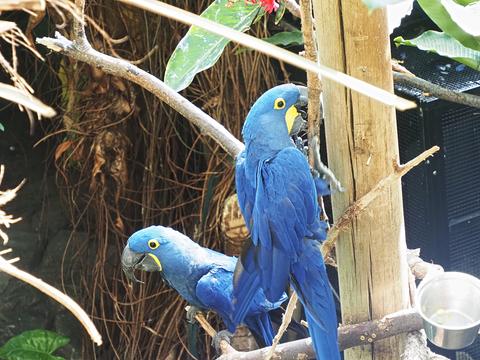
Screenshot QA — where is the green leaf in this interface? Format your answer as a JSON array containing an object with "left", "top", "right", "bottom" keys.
[
  {"left": 394, "top": 31, "right": 480, "bottom": 70},
  {"left": 263, "top": 30, "right": 304, "bottom": 47},
  {"left": 417, "top": 0, "right": 480, "bottom": 51},
  {"left": 0, "top": 330, "right": 69, "bottom": 360},
  {"left": 274, "top": 0, "right": 286, "bottom": 24},
  {"left": 164, "top": 0, "right": 262, "bottom": 92},
  {"left": 0, "top": 123, "right": 4, "bottom": 132},
  {"left": 441, "top": 0, "right": 480, "bottom": 36},
  {"left": 453, "top": 0, "right": 478, "bottom": 6},
  {"left": 362, "top": 0, "right": 407, "bottom": 10}
]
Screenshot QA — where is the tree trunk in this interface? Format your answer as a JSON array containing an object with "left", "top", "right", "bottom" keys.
[{"left": 311, "top": 2, "right": 410, "bottom": 359}]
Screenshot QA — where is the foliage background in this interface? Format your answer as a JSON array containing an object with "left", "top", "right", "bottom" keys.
[{"left": 48, "top": 0, "right": 282, "bottom": 358}]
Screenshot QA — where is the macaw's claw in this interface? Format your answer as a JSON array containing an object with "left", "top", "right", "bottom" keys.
[
  {"left": 212, "top": 330, "right": 233, "bottom": 354},
  {"left": 185, "top": 305, "right": 203, "bottom": 324}
]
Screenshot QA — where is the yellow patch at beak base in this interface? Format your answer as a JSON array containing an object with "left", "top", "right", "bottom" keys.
[
  {"left": 147, "top": 253, "right": 162, "bottom": 271},
  {"left": 285, "top": 105, "right": 299, "bottom": 134}
]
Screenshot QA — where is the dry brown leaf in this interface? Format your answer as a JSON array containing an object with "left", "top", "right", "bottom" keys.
[{"left": 54, "top": 140, "right": 73, "bottom": 161}]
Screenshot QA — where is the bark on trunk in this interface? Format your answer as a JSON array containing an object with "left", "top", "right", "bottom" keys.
[{"left": 312, "top": 1, "right": 410, "bottom": 359}]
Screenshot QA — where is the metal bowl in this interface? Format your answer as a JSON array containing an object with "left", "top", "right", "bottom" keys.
[{"left": 417, "top": 272, "right": 480, "bottom": 350}]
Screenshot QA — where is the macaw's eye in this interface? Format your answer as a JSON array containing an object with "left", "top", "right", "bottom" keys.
[
  {"left": 148, "top": 239, "right": 160, "bottom": 250},
  {"left": 274, "top": 98, "right": 286, "bottom": 110}
]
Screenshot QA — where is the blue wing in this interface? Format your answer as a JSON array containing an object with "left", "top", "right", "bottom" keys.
[
  {"left": 196, "top": 267, "right": 236, "bottom": 332},
  {"left": 234, "top": 147, "right": 327, "bottom": 322}
]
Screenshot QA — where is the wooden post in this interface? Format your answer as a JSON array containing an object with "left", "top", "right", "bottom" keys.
[{"left": 312, "top": 1, "right": 410, "bottom": 359}]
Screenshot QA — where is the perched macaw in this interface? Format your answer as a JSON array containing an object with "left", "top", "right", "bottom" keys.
[
  {"left": 121, "top": 225, "right": 287, "bottom": 347},
  {"left": 233, "top": 84, "right": 340, "bottom": 359}
]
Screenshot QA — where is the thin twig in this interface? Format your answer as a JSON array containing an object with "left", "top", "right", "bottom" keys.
[
  {"left": 393, "top": 72, "right": 480, "bottom": 109},
  {"left": 116, "top": 0, "right": 415, "bottom": 111},
  {"left": 0, "top": 256, "right": 102, "bottom": 345},
  {"left": 321, "top": 146, "right": 440, "bottom": 259},
  {"left": 265, "top": 292, "right": 298, "bottom": 360}
]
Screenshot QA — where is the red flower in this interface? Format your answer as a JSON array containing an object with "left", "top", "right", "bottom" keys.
[{"left": 246, "top": 0, "right": 279, "bottom": 13}]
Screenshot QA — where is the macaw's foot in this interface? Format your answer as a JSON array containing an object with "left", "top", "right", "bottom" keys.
[
  {"left": 185, "top": 305, "right": 203, "bottom": 324},
  {"left": 212, "top": 330, "right": 233, "bottom": 354}
]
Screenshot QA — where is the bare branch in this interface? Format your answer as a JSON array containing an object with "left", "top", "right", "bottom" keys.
[
  {"left": 284, "top": 0, "right": 301, "bottom": 18},
  {"left": 393, "top": 72, "right": 480, "bottom": 109},
  {"left": 0, "top": 0, "right": 45, "bottom": 11},
  {"left": 37, "top": 33, "right": 244, "bottom": 157},
  {"left": 216, "top": 309, "right": 424, "bottom": 359},
  {"left": 0, "top": 256, "right": 102, "bottom": 345},
  {"left": 322, "top": 146, "right": 440, "bottom": 259},
  {"left": 265, "top": 292, "right": 298, "bottom": 360}
]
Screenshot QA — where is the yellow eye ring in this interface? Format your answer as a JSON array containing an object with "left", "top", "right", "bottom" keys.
[
  {"left": 274, "top": 98, "right": 286, "bottom": 110},
  {"left": 148, "top": 239, "right": 160, "bottom": 250}
]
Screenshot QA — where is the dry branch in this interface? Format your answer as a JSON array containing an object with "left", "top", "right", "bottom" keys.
[
  {"left": 265, "top": 292, "right": 298, "bottom": 360},
  {"left": 0, "top": 256, "right": 102, "bottom": 345},
  {"left": 322, "top": 145, "right": 440, "bottom": 259},
  {"left": 197, "top": 250, "right": 445, "bottom": 359},
  {"left": 216, "top": 309, "right": 424, "bottom": 359},
  {"left": 37, "top": 32, "right": 244, "bottom": 157},
  {"left": 393, "top": 72, "right": 480, "bottom": 109},
  {"left": 284, "top": 0, "right": 301, "bottom": 18},
  {"left": 0, "top": 0, "right": 45, "bottom": 11}
]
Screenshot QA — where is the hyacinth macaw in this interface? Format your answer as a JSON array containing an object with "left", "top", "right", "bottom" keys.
[
  {"left": 233, "top": 84, "right": 340, "bottom": 359},
  {"left": 120, "top": 225, "right": 286, "bottom": 347}
]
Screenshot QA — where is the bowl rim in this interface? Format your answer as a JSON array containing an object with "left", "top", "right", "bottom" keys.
[{"left": 416, "top": 271, "right": 480, "bottom": 331}]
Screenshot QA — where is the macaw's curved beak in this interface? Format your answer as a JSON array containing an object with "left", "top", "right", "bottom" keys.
[
  {"left": 121, "top": 246, "right": 162, "bottom": 284},
  {"left": 287, "top": 85, "right": 308, "bottom": 136}
]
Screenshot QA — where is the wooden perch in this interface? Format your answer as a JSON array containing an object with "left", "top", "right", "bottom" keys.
[
  {"left": 191, "top": 250, "right": 445, "bottom": 359},
  {"left": 213, "top": 309, "right": 423, "bottom": 359},
  {"left": 0, "top": 256, "right": 102, "bottom": 345},
  {"left": 322, "top": 145, "right": 440, "bottom": 259},
  {"left": 393, "top": 72, "right": 480, "bottom": 109}
]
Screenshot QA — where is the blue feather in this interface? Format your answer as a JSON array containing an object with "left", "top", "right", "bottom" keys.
[
  {"left": 125, "top": 226, "right": 286, "bottom": 347},
  {"left": 234, "top": 84, "right": 340, "bottom": 359}
]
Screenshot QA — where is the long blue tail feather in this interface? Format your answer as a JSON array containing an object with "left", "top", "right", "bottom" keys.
[
  {"left": 244, "top": 312, "right": 275, "bottom": 347},
  {"left": 291, "top": 241, "right": 340, "bottom": 359}
]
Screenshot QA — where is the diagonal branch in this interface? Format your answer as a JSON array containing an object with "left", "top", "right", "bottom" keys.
[
  {"left": 37, "top": 32, "right": 244, "bottom": 157},
  {"left": 0, "top": 256, "right": 102, "bottom": 345},
  {"left": 321, "top": 145, "right": 440, "bottom": 259},
  {"left": 393, "top": 72, "right": 480, "bottom": 109}
]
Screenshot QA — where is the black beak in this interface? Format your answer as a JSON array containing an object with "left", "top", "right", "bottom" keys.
[
  {"left": 121, "top": 246, "right": 145, "bottom": 283},
  {"left": 121, "top": 246, "right": 163, "bottom": 284},
  {"left": 291, "top": 85, "right": 308, "bottom": 136}
]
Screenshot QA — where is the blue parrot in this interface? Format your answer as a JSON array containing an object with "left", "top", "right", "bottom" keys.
[
  {"left": 233, "top": 84, "right": 340, "bottom": 359},
  {"left": 120, "top": 225, "right": 287, "bottom": 347}
]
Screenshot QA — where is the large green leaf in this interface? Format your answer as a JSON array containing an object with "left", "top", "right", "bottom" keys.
[
  {"left": 0, "top": 330, "right": 69, "bottom": 360},
  {"left": 417, "top": 0, "right": 480, "bottom": 51},
  {"left": 164, "top": 0, "right": 262, "bottom": 92},
  {"left": 441, "top": 0, "right": 480, "bottom": 36},
  {"left": 263, "top": 30, "right": 304, "bottom": 47},
  {"left": 395, "top": 31, "right": 480, "bottom": 70}
]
